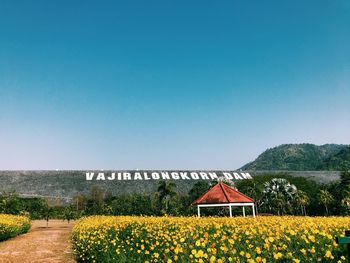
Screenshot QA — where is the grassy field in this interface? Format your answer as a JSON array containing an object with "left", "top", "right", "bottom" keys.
[{"left": 72, "top": 216, "right": 350, "bottom": 262}]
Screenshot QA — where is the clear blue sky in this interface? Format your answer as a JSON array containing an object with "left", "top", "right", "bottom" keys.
[{"left": 0, "top": 1, "right": 349, "bottom": 170}]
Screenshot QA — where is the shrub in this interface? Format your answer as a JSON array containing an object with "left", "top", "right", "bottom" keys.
[{"left": 0, "top": 214, "right": 31, "bottom": 241}]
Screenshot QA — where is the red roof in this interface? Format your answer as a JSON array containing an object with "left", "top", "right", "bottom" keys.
[{"left": 192, "top": 182, "right": 254, "bottom": 205}]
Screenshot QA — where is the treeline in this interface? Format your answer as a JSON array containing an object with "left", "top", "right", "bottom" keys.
[
  {"left": 237, "top": 170, "right": 350, "bottom": 216},
  {"left": 1, "top": 171, "right": 350, "bottom": 219},
  {"left": 0, "top": 194, "right": 75, "bottom": 223},
  {"left": 0, "top": 180, "right": 212, "bottom": 220}
]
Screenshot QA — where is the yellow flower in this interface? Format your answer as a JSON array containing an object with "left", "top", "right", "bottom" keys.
[
  {"left": 195, "top": 250, "right": 204, "bottom": 258},
  {"left": 71, "top": 215, "right": 350, "bottom": 263},
  {"left": 273, "top": 252, "right": 282, "bottom": 260},
  {"left": 325, "top": 250, "right": 332, "bottom": 258}
]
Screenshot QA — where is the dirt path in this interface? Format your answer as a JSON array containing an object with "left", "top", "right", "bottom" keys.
[{"left": 0, "top": 220, "right": 76, "bottom": 263}]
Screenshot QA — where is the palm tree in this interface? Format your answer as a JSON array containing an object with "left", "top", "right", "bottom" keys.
[
  {"left": 295, "top": 190, "right": 309, "bottom": 215},
  {"left": 272, "top": 192, "right": 287, "bottom": 215},
  {"left": 317, "top": 189, "right": 334, "bottom": 215},
  {"left": 157, "top": 181, "right": 177, "bottom": 213},
  {"left": 261, "top": 178, "right": 297, "bottom": 215}
]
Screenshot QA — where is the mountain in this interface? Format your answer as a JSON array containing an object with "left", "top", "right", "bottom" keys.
[
  {"left": 320, "top": 146, "right": 350, "bottom": 170},
  {"left": 241, "top": 144, "right": 350, "bottom": 171}
]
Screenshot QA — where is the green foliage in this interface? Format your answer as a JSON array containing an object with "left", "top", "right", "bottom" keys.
[
  {"left": 72, "top": 193, "right": 87, "bottom": 212},
  {"left": 237, "top": 173, "right": 321, "bottom": 215},
  {"left": 110, "top": 193, "right": 155, "bottom": 216},
  {"left": 157, "top": 181, "right": 177, "bottom": 215},
  {"left": 339, "top": 170, "right": 350, "bottom": 195},
  {"left": 317, "top": 189, "right": 334, "bottom": 215},
  {"left": 295, "top": 190, "right": 309, "bottom": 215},
  {"left": 241, "top": 143, "right": 349, "bottom": 171},
  {"left": 42, "top": 204, "right": 55, "bottom": 227},
  {"left": 84, "top": 186, "right": 110, "bottom": 215},
  {"left": 189, "top": 181, "right": 210, "bottom": 201},
  {"left": 0, "top": 215, "right": 31, "bottom": 241},
  {"left": 0, "top": 193, "right": 23, "bottom": 214},
  {"left": 63, "top": 206, "right": 77, "bottom": 223},
  {"left": 260, "top": 178, "right": 297, "bottom": 215},
  {"left": 321, "top": 146, "right": 350, "bottom": 170},
  {"left": 2, "top": 170, "right": 350, "bottom": 218},
  {"left": 21, "top": 197, "right": 48, "bottom": 219}
]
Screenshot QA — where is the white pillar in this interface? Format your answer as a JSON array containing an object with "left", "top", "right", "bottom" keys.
[
  {"left": 198, "top": 206, "right": 201, "bottom": 217},
  {"left": 255, "top": 204, "right": 258, "bottom": 215},
  {"left": 229, "top": 204, "right": 232, "bottom": 217},
  {"left": 252, "top": 204, "right": 256, "bottom": 217},
  {"left": 242, "top": 206, "right": 246, "bottom": 217}
]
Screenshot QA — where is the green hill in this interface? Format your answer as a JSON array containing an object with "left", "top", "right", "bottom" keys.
[
  {"left": 241, "top": 144, "right": 350, "bottom": 171},
  {"left": 320, "top": 146, "right": 350, "bottom": 170}
]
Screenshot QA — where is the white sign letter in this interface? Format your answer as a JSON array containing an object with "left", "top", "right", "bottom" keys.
[{"left": 86, "top": 172, "right": 95, "bottom": 180}]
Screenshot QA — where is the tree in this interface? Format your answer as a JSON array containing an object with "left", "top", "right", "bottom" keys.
[
  {"left": 317, "top": 189, "right": 334, "bottom": 215},
  {"left": 131, "top": 193, "right": 154, "bottom": 215},
  {"left": 237, "top": 179, "right": 263, "bottom": 213},
  {"left": 260, "top": 178, "right": 297, "bottom": 215},
  {"left": 63, "top": 206, "right": 75, "bottom": 224},
  {"left": 341, "top": 196, "right": 350, "bottom": 215},
  {"left": 72, "top": 193, "right": 87, "bottom": 212},
  {"left": 22, "top": 197, "right": 47, "bottom": 219},
  {"left": 340, "top": 185, "right": 350, "bottom": 215},
  {"left": 295, "top": 190, "right": 309, "bottom": 215},
  {"left": 0, "top": 193, "right": 23, "bottom": 215},
  {"left": 157, "top": 181, "right": 177, "bottom": 214},
  {"left": 85, "top": 186, "right": 107, "bottom": 215},
  {"left": 189, "top": 181, "right": 210, "bottom": 201},
  {"left": 111, "top": 194, "right": 133, "bottom": 215},
  {"left": 340, "top": 170, "right": 350, "bottom": 188},
  {"left": 42, "top": 205, "right": 54, "bottom": 227}
]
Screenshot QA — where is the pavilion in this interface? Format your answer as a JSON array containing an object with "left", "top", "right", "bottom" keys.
[{"left": 192, "top": 181, "right": 256, "bottom": 217}]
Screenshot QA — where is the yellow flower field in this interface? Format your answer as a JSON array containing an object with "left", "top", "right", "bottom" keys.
[
  {"left": 0, "top": 214, "right": 31, "bottom": 241},
  {"left": 72, "top": 216, "right": 350, "bottom": 262}
]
